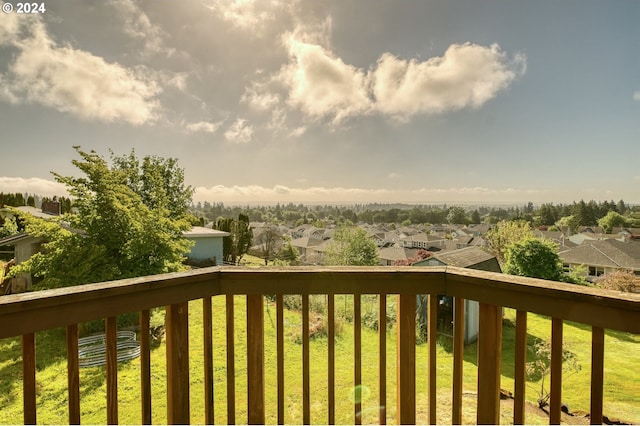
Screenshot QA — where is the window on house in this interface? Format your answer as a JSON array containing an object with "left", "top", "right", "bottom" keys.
[{"left": 588, "top": 266, "right": 604, "bottom": 276}]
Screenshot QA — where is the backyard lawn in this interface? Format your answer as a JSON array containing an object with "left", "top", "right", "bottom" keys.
[{"left": 0, "top": 295, "right": 638, "bottom": 424}]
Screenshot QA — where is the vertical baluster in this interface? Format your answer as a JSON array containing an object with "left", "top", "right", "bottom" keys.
[
  {"left": 140, "top": 309, "right": 151, "bottom": 425},
  {"left": 514, "top": 311, "right": 527, "bottom": 425},
  {"left": 66, "top": 324, "right": 80, "bottom": 425},
  {"left": 106, "top": 316, "right": 119, "bottom": 425},
  {"left": 302, "top": 294, "right": 310, "bottom": 425},
  {"left": 226, "top": 295, "right": 235, "bottom": 425},
  {"left": 140, "top": 310, "right": 152, "bottom": 425},
  {"left": 590, "top": 326, "right": 604, "bottom": 425},
  {"left": 378, "top": 294, "right": 387, "bottom": 425},
  {"left": 549, "top": 318, "right": 563, "bottom": 425},
  {"left": 247, "top": 294, "right": 265, "bottom": 424},
  {"left": 328, "top": 294, "right": 335, "bottom": 425},
  {"left": 476, "top": 303, "right": 502, "bottom": 425},
  {"left": 22, "top": 332, "right": 36, "bottom": 425},
  {"left": 277, "top": 295, "right": 285, "bottom": 425},
  {"left": 354, "top": 293, "right": 362, "bottom": 425},
  {"left": 452, "top": 297, "right": 464, "bottom": 425},
  {"left": 203, "top": 299, "right": 214, "bottom": 425},
  {"left": 166, "top": 303, "right": 190, "bottom": 425},
  {"left": 396, "top": 294, "right": 416, "bottom": 425},
  {"left": 428, "top": 295, "right": 438, "bottom": 425}
]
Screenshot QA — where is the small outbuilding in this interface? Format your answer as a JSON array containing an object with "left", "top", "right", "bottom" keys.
[
  {"left": 414, "top": 246, "right": 502, "bottom": 344},
  {"left": 183, "top": 226, "right": 229, "bottom": 266}
]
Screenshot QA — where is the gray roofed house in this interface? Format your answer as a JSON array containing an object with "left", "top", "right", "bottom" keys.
[
  {"left": 378, "top": 247, "right": 419, "bottom": 266},
  {"left": 559, "top": 239, "right": 640, "bottom": 279}
]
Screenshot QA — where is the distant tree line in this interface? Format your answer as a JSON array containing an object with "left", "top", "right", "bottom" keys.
[
  {"left": 189, "top": 199, "right": 639, "bottom": 229},
  {"left": 0, "top": 192, "right": 73, "bottom": 213}
]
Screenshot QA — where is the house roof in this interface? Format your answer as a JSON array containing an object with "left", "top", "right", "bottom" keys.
[
  {"left": 0, "top": 232, "right": 35, "bottom": 246},
  {"left": 416, "top": 246, "right": 500, "bottom": 271},
  {"left": 559, "top": 240, "right": 640, "bottom": 270},
  {"left": 378, "top": 247, "right": 419, "bottom": 262},
  {"left": 183, "top": 226, "right": 230, "bottom": 238},
  {"left": 290, "top": 237, "right": 323, "bottom": 248}
]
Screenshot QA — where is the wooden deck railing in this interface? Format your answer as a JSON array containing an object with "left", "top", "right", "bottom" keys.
[{"left": 0, "top": 266, "right": 639, "bottom": 425}]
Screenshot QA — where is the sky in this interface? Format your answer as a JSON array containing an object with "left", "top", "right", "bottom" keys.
[{"left": 0, "top": 0, "right": 639, "bottom": 205}]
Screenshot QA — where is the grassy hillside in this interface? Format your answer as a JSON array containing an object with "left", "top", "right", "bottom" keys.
[{"left": 0, "top": 297, "right": 638, "bottom": 424}]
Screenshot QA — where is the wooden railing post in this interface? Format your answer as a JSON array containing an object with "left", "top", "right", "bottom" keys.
[
  {"left": 549, "top": 318, "right": 563, "bottom": 425},
  {"left": 246, "top": 294, "right": 265, "bottom": 425},
  {"left": 396, "top": 294, "right": 416, "bottom": 425},
  {"left": 22, "top": 333, "right": 36, "bottom": 425},
  {"left": 513, "top": 311, "right": 527, "bottom": 425},
  {"left": 452, "top": 297, "right": 465, "bottom": 425},
  {"left": 166, "top": 302, "right": 190, "bottom": 425},
  {"left": 477, "top": 303, "right": 502, "bottom": 425},
  {"left": 590, "top": 326, "right": 605, "bottom": 425},
  {"left": 140, "top": 310, "right": 152, "bottom": 425},
  {"left": 66, "top": 324, "right": 80, "bottom": 425},
  {"left": 106, "top": 316, "right": 118, "bottom": 425}
]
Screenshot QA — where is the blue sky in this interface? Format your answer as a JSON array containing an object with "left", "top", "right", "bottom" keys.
[{"left": 0, "top": 0, "right": 639, "bottom": 205}]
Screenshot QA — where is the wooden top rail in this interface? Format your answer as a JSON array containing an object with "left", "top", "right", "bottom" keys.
[{"left": 1, "top": 266, "right": 639, "bottom": 339}]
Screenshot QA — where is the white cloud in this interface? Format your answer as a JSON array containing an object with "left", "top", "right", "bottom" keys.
[
  {"left": 183, "top": 120, "right": 222, "bottom": 134},
  {"left": 224, "top": 118, "right": 254, "bottom": 143},
  {"left": 262, "top": 36, "right": 525, "bottom": 126},
  {"left": 0, "top": 12, "right": 160, "bottom": 125},
  {"left": 206, "top": 0, "right": 283, "bottom": 33},
  {"left": 0, "top": 177, "right": 68, "bottom": 198},
  {"left": 242, "top": 85, "right": 280, "bottom": 111},
  {"left": 193, "top": 184, "right": 547, "bottom": 204},
  {"left": 634, "top": 91, "right": 640, "bottom": 102},
  {"left": 371, "top": 43, "right": 526, "bottom": 119},
  {"left": 109, "top": 0, "right": 170, "bottom": 56},
  {"left": 279, "top": 35, "right": 373, "bottom": 124}
]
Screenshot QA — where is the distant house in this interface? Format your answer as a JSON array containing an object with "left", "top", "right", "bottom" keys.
[
  {"left": 399, "top": 232, "right": 447, "bottom": 251},
  {"left": 377, "top": 247, "right": 419, "bottom": 266},
  {"left": 0, "top": 204, "right": 62, "bottom": 291},
  {"left": 559, "top": 239, "right": 640, "bottom": 280},
  {"left": 183, "top": 226, "right": 229, "bottom": 266},
  {"left": 414, "top": 247, "right": 502, "bottom": 344}
]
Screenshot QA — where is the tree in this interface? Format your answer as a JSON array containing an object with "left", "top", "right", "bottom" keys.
[
  {"left": 256, "top": 224, "right": 282, "bottom": 265},
  {"left": 595, "top": 270, "right": 638, "bottom": 292},
  {"left": 111, "top": 150, "right": 194, "bottom": 220},
  {"left": 483, "top": 220, "right": 533, "bottom": 265},
  {"left": 597, "top": 211, "right": 629, "bottom": 234},
  {"left": 556, "top": 215, "right": 580, "bottom": 235},
  {"left": 470, "top": 209, "right": 481, "bottom": 224},
  {"left": 10, "top": 147, "right": 193, "bottom": 289},
  {"left": 446, "top": 206, "right": 468, "bottom": 225},
  {"left": 526, "top": 338, "right": 581, "bottom": 409},
  {"left": 214, "top": 214, "right": 253, "bottom": 264},
  {"left": 324, "top": 226, "right": 379, "bottom": 266},
  {"left": 277, "top": 235, "right": 299, "bottom": 264},
  {"left": 503, "top": 237, "right": 563, "bottom": 281}
]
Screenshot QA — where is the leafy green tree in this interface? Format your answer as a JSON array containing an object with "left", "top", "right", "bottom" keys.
[
  {"left": 0, "top": 215, "right": 18, "bottom": 238},
  {"left": 446, "top": 206, "right": 468, "bottom": 224},
  {"left": 277, "top": 235, "right": 299, "bottom": 264},
  {"left": 597, "top": 211, "right": 630, "bottom": 234},
  {"left": 483, "top": 220, "right": 533, "bottom": 264},
  {"left": 503, "top": 237, "right": 563, "bottom": 281},
  {"left": 214, "top": 214, "right": 253, "bottom": 264},
  {"left": 470, "top": 209, "right": 481, "bottom": 224},
  {"left": 324, "top": 226, "right": 379, "bottom": 266},
  {"left": 111, "top": 150, "right": 194, "bottom": 220},
  {"left": 556, "top": 215, "right": 580, "bottom": 235},
  {"left": 10, "top": 147, "right": 193, "bottom": 289}
]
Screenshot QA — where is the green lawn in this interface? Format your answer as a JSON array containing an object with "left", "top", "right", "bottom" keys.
[{"left": 0, "top": 297, "right": 638, "bottom": 424}]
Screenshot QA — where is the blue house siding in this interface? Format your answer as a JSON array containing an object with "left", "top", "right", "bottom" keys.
[{"left": 183, "top": 227, "right": 229, "bottom": 266}]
